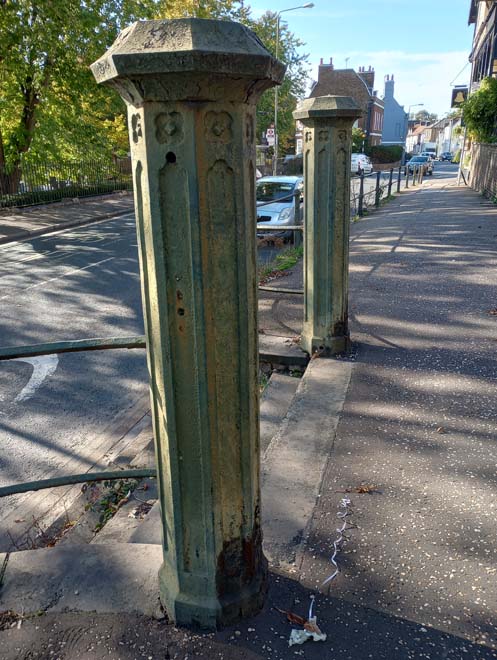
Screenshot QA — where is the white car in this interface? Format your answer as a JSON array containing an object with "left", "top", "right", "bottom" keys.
[
  {"left": 351, "top": 153, "right": 373, "bottom": 175},
  {"left": 256, "top": 176, "right": 303, "bottom": 239}
]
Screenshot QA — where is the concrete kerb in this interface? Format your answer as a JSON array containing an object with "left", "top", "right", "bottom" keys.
[{"left": 0, "top": 356, "right": 353, "bottom": 618}]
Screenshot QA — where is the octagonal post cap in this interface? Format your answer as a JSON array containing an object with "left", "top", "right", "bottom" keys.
[
  {"left": 91, "top": 18, "right": 285, "bottom": 104},
  {"left": 293, "top": 95, "right": 362, "bottom": 122}
]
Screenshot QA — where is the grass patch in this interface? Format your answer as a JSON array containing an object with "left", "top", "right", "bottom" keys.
[{"left": 259, "top": 244, "right": 303, "bottom": 284}]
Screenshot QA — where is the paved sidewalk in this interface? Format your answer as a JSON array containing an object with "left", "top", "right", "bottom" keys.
[
  {"left": 299, "top": 182, "right": 497, "bottom": 656},
  {"left": 0, "top": 192, "right": 134, "bottom": 245},
  {"left": 2, "top": 182, "right": 497, "bottom": 659}
]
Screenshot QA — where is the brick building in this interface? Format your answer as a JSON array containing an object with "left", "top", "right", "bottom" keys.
[{"left": 309, "top": 58, "right": 384, "bottom": 146}]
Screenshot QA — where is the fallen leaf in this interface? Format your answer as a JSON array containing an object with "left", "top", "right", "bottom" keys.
[
  {"left": 436, "top": 426, "right": 445, "bottom": 434},
  {"left": 275, "top": 607, "right": 307, "bottom": 626},
  {"left": 14, "top": 519, "right": 26, "bottom": 523}
]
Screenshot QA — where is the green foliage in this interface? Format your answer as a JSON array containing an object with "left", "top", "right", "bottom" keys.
[
  {"left": 462, "top": 77, "right": 497, "bottom": 143},
  {"left": 452, "top": 148, "right": 461, "bottom": 164},
  {"left": 365, "top": 145, "right": 403, "bottom": 163},
  {"left": 352, "top": 128, "right": 366, "bottom": 153},
  {"left": 243, "top": 11, "right": 309, "bottom": 152},
  {"left": 0, "top": 0, "right": 157, "bottom": 178},
  {"left": 0, "top": 0, "right": 309, "bottom": 177},
  {"left": 414, "top": 109, "right": 438, "bottom": 122}
]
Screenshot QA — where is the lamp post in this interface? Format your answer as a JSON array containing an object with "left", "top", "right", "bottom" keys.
[
  {"left": 273, "top": 2, "right": 314, "bottom": 175},
  {"left": 408, "top": 102, "right": 424, "bottom": 119},
  {"left": 406, "top": 103, "right": 423, "bottom": 156}
]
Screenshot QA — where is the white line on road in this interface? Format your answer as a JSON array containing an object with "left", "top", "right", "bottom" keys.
[{"left": 14, "top": 354, "right": 59, "bottom": 402}]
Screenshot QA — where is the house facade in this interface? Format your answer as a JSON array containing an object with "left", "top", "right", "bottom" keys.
[
  {"left": 381, "top": 75, "right": 408, "bottom": 145},
  {"left": 469, "top": 0, "right": 497, "bottom": 88},
  {"left": 309, "top": 59, "right": 384, "bottom": 146}
]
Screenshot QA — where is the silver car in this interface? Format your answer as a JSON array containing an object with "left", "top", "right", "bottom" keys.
[{"left": 256, "top": 176, "right": 303, "bottom": 239}]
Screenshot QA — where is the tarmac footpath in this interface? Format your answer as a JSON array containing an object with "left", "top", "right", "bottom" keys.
[
  {"left": 0, "top": 192, "right": 134, "bottom": 245},
  {"left": 2, "top": 182, "right": 497, "bottom": 659}
]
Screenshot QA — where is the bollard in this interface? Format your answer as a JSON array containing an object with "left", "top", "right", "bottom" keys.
[
  {"left": 405, "top": 165, "right": 410, "bottom": 188},
  {"left": 419, "top": 165, "right": 424, "bottom": 184},
  {"left": 388, "top": 168, "right": 393, "bottom": 197},
  {"left": 374, "top": 170, "right": 381, "bottom": 207},
  {"left": 92, "top": 18, "right": 284, "bottom": 629},
  {"left": 397, "top": 164, "right": 402, "bottom": 193},
  {"left": 358, "top": 173, "right": 365, "bottom": 217},
  {"left": 293, "top": 96, "right": 361, "bottom": 355}
]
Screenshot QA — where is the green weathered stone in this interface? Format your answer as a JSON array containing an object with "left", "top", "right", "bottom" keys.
[
  {"left": 293, "top": 95, "right": 362, "bottom": 355},
  {"left": 92, "top": 19, "right": 284, "bottom": 629}
]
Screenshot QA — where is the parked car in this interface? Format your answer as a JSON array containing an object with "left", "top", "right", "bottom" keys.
[
  {"left": 420, "top": 152, "right": 436, "bottom": 160},
  {"left": 256, "top": 176, "right": 303, "bottom": 239},
  {"left": 405, "top": 156, "right": 434, "bottom": 175},
  {"left": 438, "top": 152, "right": 453, "bottom": 161},
  {"left": 351, "top": 153, "right": 373, "bottom": 175}
]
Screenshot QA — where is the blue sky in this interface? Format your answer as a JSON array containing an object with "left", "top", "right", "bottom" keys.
[{"left": 247, "top": 0, "right": 474, "bottom": 117}]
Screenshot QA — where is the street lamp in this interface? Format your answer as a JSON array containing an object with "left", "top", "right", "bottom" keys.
[
  {"left": 273, "top": 3, "right": 314, "bottom": 174},
  {"left": 407, "top": 103, "right": 424, "bottom": 119}
]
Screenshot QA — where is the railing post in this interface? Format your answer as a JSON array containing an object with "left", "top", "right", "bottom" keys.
[
  {"left": 413, "top": 166, "right": 417, "bottom": 186},
  {"left": 375, "top": 170, "right": 381, "bottom": 207},
  {"left": 293, "top": 96, "right": 361, "bottom": 355},
  {"left": 358, "top": 173, "right": 365, "bottom": 217},
  {"left": 293, "top": 189, "right": 302, "bottom": 246},
  {"left": 92, "top": 18, "right": 284, "bottom": 629},
  {"left": 397, "top": 164, "right": 402, "bottom": 193},
  {"left": 388, "top": 167, "right": 393, "bottom": 197}
]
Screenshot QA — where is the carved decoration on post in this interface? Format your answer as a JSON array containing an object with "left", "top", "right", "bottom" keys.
[
  {"left": 294, "top": 96, "right": 362, "bottom": 355},
  {"left": 92, "top": 18, "right": 284, "bottom": 629}
]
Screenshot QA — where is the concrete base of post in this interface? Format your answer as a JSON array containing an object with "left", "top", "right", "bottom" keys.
[
  {"left": 159, "top": 558, "right": 268, "bottom": 628},
  {"left": 301, "top": 333, "right": 350, "bottom": 357}
]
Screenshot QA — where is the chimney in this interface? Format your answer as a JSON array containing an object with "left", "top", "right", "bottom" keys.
[
  {"left": 391, "top": 74, "right": 394, "bottom": 80},
  {"left": 320, "top": 57, "right": 323, "bottom": 65},
  {"left": 329, "top": 57, "right": 333, "bottom": 67}
]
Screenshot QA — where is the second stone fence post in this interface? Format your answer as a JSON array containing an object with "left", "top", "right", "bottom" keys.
[{"left": 293, "top": 96, "right": 361, "bottom": 355}]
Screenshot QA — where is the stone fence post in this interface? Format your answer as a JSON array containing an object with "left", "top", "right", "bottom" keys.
[
  {"left": 293, "top": 96, "right": 361, "bottom": 355},
  {"left": 92, "top": 18, "right": 284, "bottom": 628}
]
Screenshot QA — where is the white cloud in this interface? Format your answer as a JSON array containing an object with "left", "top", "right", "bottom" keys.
[{"left": 310, "top": 50, "right": 471, "bottom": 117}]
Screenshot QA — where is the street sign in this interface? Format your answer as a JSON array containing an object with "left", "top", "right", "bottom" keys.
[
  {"left": 266, "top": 127, "right": 275, "bottom": 146},
  {"left": 451, "top": 86, "right": 468, "bottom": 107}
]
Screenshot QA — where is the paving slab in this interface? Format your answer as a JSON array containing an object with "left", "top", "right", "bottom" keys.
[
  {"left": 260, "top": 372, "right": 300, "bottom": 456},
  {"left": 262, "top": 357, "right": 352, "bottom": 569},
  {"left": 0, "top": 543, "right": 162, "bottom": 616}
]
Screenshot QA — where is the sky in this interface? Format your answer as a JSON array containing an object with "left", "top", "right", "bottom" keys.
[{"left": 247, "top": 0, "right": 475, "bottom": 118}]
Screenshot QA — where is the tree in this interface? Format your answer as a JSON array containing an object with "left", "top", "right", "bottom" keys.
[
  {"left": 414, "top": 109, "right": 438, "bottom": 123},
  {"left": 0, "top": 0, "right": 156, "bottom": 191},
  {"left": 462, "top": 77, "right": 497, "bottom": 143},
  {"left": 243, "top": 11, "right": 309, "bottom": 153},
  {"left": 156, "top": 0, "right": 248, "bottom": 20},
  {"left": 0, "top": 0, "right": 309, "bottom": 192},
  {"left": 352, "top": 127, "right": 366, "bottom": 153},
  {"left": 156, "top": 4, "right": 310, "bottom": 152}
]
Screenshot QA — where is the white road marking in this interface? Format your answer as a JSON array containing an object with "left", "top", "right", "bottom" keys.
[
  {"left": 0, "top": 256, "right": 115, "bottom": 301},
  {"left": 14, "top": 354, "right": 59, "bottom": 402}
]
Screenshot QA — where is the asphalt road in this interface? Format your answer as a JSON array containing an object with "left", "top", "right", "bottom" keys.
[{"left": 0, "top": 214, "right": 148, "bottom": 517}]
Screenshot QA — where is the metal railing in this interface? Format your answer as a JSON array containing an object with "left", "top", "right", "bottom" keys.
[
  {"left": 0, "top": 159, "right": 133, "bottom": 208},
  {"left": 0, "top": 335, "right": 152, "bottom": 499}
]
